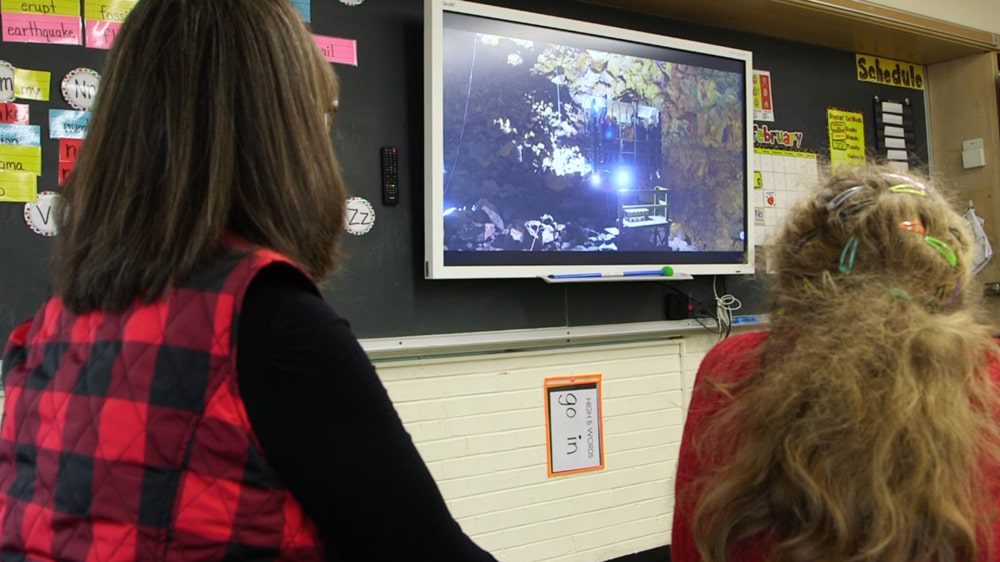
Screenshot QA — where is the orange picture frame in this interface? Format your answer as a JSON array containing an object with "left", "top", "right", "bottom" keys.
[{"left": 544, "top": 374, "right": 605, "bottom": 477}]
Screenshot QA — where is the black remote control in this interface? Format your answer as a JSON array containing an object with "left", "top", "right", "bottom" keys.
[{"left": 381, "top": 146, "right": 400, "bottom": 206}]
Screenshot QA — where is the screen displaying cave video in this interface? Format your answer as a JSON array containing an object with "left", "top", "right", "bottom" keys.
[{"left": 441, "top": 13, "right": 748, "bottom": 267}]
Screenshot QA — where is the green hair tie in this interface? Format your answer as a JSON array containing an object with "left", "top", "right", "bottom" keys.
[
  {"left": 888, "top": 183, "right": 927, "bottom": 197},
  {"left": 839, "top": 236, "right": 859, "bottom": 274},
  {"left": 924, "top": 236, "right": 958, "bottom": 269}
]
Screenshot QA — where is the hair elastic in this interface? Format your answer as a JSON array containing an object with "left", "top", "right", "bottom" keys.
[
  {"left": 839, "top": 236, "right": 859, "bottom": 274},
  {"left": 924, "top": 236, "right": 958, "bottom": 269}
]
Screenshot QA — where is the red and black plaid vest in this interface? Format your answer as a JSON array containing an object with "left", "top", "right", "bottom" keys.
[{"left": 0, "top": 248, "right": 324, "bottom": 561}]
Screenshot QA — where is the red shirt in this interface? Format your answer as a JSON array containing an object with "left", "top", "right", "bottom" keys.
[{"left": 671, "top": 331, "right": 1000, "bottom": 562}]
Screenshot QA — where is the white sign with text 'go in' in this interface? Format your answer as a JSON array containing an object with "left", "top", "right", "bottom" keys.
[{"left": 545, "top": 375, "right": 604, "bottom": 477}]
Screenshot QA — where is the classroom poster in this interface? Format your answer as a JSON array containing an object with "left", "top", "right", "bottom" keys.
[
  {"left": 753, "top": 148, "right": 819, "bottom": 245},
  {"left": 0, "top": 103, "right": 29, "bottom": 124},
  {"left": 24, "top": 191, "right": 59, "bottom": 236},
  {"left": 84, "top": 0, "right": 138, "bottom": 49},
  {"left": 49, "top": 109, "right": 91, "bottom": 139},
  {"left": 752, "top": 70, "right": 774, "bottom": 122},
  {"left": 855, "top": 54, "right": 925, "bottom": 90},
  {"left": 58, "top": 138, "right": 81, "bottom": 186},
  {"left": 545, "top": 375, "right": 604, "bottom": 477},
  {"left": 0, "top": 124, "right": 40, "bottom": 146},
  {"left": 1, "top": 0, "right": 82, "bottom": 45},
  {"left": 827, "top": 109, "right": 866, "bottom": 168},
  {"left": 0, "top": 61, "right": 13, "bottom": 102},
  {"left": 313, "top": 34, "right": 359, "bottom": 66},
  {"left": 290, "top": 0, "right": 310, "bottom": 22},
  {"left": 0, "top": 170, "right": 36, "bottom": 202},
  {"left": 0, "top": 144, "right": 42, "bottom": 175},
  {"left": 13, "top": 68, "right": 50, "bottom": 101}
]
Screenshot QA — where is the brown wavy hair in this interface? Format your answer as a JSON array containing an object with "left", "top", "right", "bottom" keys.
[
  {"left": 692, "top": 167, "right": 1000, "bottom": 562},
  {"left": 54, "top": 0, "right": 346, "bottom": 313}
]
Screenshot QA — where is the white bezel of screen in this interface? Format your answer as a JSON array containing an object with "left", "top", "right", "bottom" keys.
[{"left": 425, "top": 0, "right": 755, "bottom": 279}]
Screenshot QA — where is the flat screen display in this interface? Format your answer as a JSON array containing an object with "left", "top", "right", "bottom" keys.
[{"left": 426, "top": 1, "right": 753, "bottom": 278}]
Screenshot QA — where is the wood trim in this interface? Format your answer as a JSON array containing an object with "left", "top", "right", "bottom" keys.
[
  {"left": 776, "top": 0, "right": 998, "bottom": 48},
  {"left": 927, "top": 53, "right": 1000, "bottom": 294},
  {"left": 584, "top": 0, "right": 998, "bottom": 64}
]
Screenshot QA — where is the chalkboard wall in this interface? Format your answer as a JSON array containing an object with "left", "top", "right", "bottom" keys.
[{"left": 0, "top": 0, "right": 927, "bottom": 343}]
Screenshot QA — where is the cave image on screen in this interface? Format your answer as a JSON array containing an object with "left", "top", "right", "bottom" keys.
[{"left": 442, "top": 22, "right": 746, "bottom": 264}]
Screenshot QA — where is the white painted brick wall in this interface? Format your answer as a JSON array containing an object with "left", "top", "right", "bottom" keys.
[
  {"left": 374, "top": 331, "right": 729, "bottom": 562},
  {"left": 0, "top": 329, "right": 742, "bottom": 561}
]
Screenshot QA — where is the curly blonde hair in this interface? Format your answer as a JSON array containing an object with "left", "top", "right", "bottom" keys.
[{"left": 692, "top": 167, "right": 1000, "bottom": 562}]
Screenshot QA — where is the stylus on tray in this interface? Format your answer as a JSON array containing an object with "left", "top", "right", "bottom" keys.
[{"left": 548, "top": 267, "right": 675, "bottom": 280}]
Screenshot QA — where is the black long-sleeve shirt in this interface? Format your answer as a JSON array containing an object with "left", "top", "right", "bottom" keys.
[{"left": 237, "top": 266, "right": 496, "bottom": 561}]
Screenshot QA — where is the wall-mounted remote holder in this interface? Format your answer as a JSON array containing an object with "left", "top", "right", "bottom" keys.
[{"left": 381, "top": 146, "right": 399, "bottom": 206}]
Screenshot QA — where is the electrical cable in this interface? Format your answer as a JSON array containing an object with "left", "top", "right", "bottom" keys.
[
  {"left": 713, "top": 275, "right": 742, "bottom": 340},
  {"left": 663, "top": 284, "right": 721, "bottom": 336}
]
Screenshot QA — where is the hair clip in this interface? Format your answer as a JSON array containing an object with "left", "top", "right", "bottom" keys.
[
  {"left": 888, "top": 184, "right": 927, "bottom": 197},
  {"left": 792, "top": 227, "right": 821, "bottom": 252},
  {"left": 826, "top": 186, "right": 866, "bottom": 211},
  {"left": 898, "top": 220, "right": 926, "bottom": 235},
  {"left": 924, "top": 236, "right": 958, "bottom": 268},
  {"left": 800, "top": 278, "right": 824, "bottom": 298},
  {"left": 949, "top": 274, "right": 963, "bottom": 307},
  {"left": 884, "top": 173, "right": 927, "bottom": 190},
  {"left": 839, "top": 236, "right": 859, "bottom": 274},
  {"left": 888, "top": 288, "right": 911, "bottom": 301}
]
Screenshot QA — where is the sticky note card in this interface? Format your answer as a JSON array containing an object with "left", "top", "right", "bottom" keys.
[
  {"left": 49, "top": 109, "right": 91, "bottom": 139},
  {"left": 313, "top": 34, "right": 358, "bottom": 66},
  {"left": 84, "top": 0, "right": 138, "bottom": 22},
  {"left": 84, "top": 19, "right": 121, "bottom": 48},
  {"left": 2, "top": 12, "right": 82, "bottom": 45},
  {"left": 290, "top": 0, "right": 310, "bottom": 22},
  {"left": 0, "top": 170, "right": 36, "bottom": 202},
  {"left": 13, "top": 68, "right": 50, "bottom": 100},
  {"left": 827, "top": 108, "right": 866, "bottom": 168},
  {"left": 0, "top": 124, "right": 40, "bottom": 146},
  {"left": 0, "top": 103, "right": 29, "bottom": 124},
  {"left": 84, "top": 0, "right": 136, "bottom": 48},
  {"left": 2, "top": 0, "right": 80, "bottom": 15},
  {"left": 0, "top": 144, "right": 42, "bottom": 175},
  {"left": 58, "top": 159, "right": 74, "bottom": 185},
  {"left": 59, "top": 138, "right": 81, "bottom": 162}
]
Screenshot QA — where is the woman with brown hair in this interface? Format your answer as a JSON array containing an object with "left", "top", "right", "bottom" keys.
[
  {"left": 672, "top": 167, "right": 1000, "bottom": 562},
  {"left": 0, "top": 1, "right": 495, "bottom": 560}
]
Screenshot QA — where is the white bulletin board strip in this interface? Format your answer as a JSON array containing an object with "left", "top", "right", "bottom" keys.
[
  {"left": 882, "top": 101, "right": 904, "bottom": 114},
  {"left": 885, "top": 137, "right": 906, "bottom": 149},
  {"left": 882, "top": 113, "right": 903, "bottom": 125},
  {"left": 884, "top": 125, "right": 905, "bottom": 138}
]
